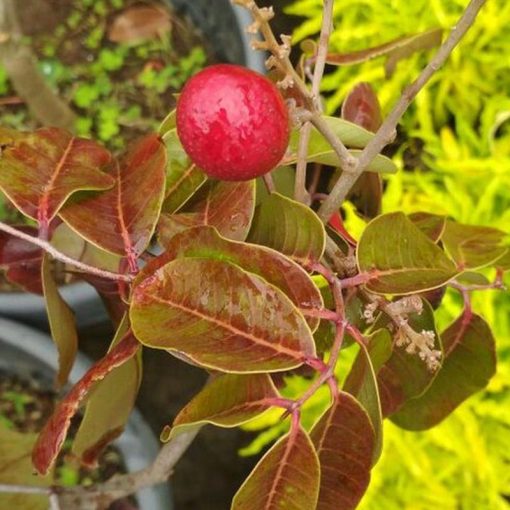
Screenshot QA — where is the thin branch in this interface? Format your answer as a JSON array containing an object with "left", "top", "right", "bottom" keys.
[
  {"left": 318, "top": 0, "right": 488, "bottom": 222},
  {"left": 0, "top": 484, "right": 51, "bottom": 495},
  {"left": 0, "top": 221, "right": 132, "bottom": 283}
]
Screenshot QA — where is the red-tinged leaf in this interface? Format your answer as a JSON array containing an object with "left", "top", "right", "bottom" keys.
[
  {"left": 142, "top": 225, "right": 323, "bottom": 331},
  {"left": 162, "top": 374, "right": 279, "bottom": 441},
  {"left": 32, "top": 333, "right": 140, "bottom": 475},
  {"left": 232, "top": 424, "right": 320, "bottom": 510},
  {"left": 342, "top": 83, "right": 382, "bottom": 133},
  {"left": 0, "top": 225, "right": 43, "bottom": 293},
  {"left": 310, "top": 392, "right": 375, "bottom": 510},
  {"left": 248, "top": 192, "right": 326, "bottom": 265},
  {"left": 60, "top": 134, "right": 166, "bottom": 269},
  {"left": 344, "top": 329, "right": 392, "bottom": 464},
  {"left": 130, "top": 258, "right": 315, "bottom": 373},
  {"left": 441, "top": 220, "right": 508, "bottom": 270},
  {"left": 73, "top": 316, "right": 142, "bottom": 466},
  {"left": 328, "top": 212, "right": 357, "bottom": 246},
  {"left": 42, "top": 253, "right": 78, "bottom": 388},
  {"left": 158, "top": 180, "right": 255, "bottom": 244},
  {"left": 0, "top": 424, "right": 54, "bottom": 510},
  {"left": 391, "top": 313, "right": 496, "bottom": 430},
  {"left": 163, "top": 160, "right": 207, "bottom": 214},
  {"left": 346, "top": 173, "right": 382, "bottom": 220},
  {"left": 408, "top": 212, "right": 446, "bottom": 243},
  {"left": 376, "top": 299, "right": 442, "bottom": 416},
  {"left": 108, "top": 4, "right": 172, "bottom": 44},
  {"left": 357, "top": 212, "right": 458, "bottom": 294},
  {"left": 0, "top": 128, "right": 113, "bottom": 227}
]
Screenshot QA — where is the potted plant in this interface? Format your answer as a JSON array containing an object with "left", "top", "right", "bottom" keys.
[
  {"left": 0, "top": 0, "right": 265, "bottom": 329},
  {"left": 0, "top": 0, "right": 507, "bottom": 509}
]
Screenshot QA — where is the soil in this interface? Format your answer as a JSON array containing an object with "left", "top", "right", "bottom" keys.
[{"left": 0, "top": 372, "right": 135, "bottom": 507}]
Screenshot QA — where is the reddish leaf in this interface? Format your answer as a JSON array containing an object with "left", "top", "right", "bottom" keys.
[
  {"left": 232, "top": 424, "right": 320, "bottom": 510},
  {"left": 73, "top": 316, "right": 142, "bottom": 466},
  {"left": 42, "top": 254, "right": 78, "bottom": 388},
  {"left": 0, "top": 225, "right": 43, "bottom": 293},
  {"left": 310, "top": 392, "right": 375, "bottom": 510},
  {"left": 0, "top": 128, "right": 113, "bottom": 228},
  {"left": 162, "top": 373, "right": 279, "bottom": 441},
  {"left": 108, "top": 4, "right": 172, "bottom": 44},
  {"left": 158, "top": 180, "right": 255, "bottom": 243},
  {"left": 408, "top": 212, "right": 446, "bottom": 243},
  {"left": 130, "top": 258, "right": 315, "bottom": 373},
  {"left": 32, "top": 333, "right": 140, "bottom": 475},
  {"left": 141, "top": 225, "right": 323, "bottom": 331},
  {"left": 60, "top": 134, "right": 166, "bottom": 269},
  {"left": 376, "top": 299, "right": 442, "bottom": 416},
  {"left": 342, "top": 83, "right": 382, "bottom": 133},
  {"left": 357, "top": 212, "right": 458, "bottom": 294},
  {"left": 391, "top": 313, "right": 496, "bottom": 430}
]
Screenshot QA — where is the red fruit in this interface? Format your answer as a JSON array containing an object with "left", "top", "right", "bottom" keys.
[{"left": 176, "top": 64, "right": 290, "bottom": 181}]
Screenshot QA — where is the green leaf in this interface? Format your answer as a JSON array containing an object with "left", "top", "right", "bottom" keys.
[
  {"left": 158, "top": 180, "right": 256, "bottom": 243},
  {"left": 145, "top": 226, "right": 323, "bottom": 331},
  {"left": 130, "top": 258, "right": 315, "bottom": 373},
  {"left": 284, "top": 116, "right": 397, "bottom": 174},
  {"left": 231, "top": 424, "right": 320, "bottom": 510},
  {"left": 357, "top": 212, "right": 458, "bottom": 294},
  {"left": 41, "top": 254, "right": 78, "bottom": 388},
  {"left": 248, "top": 192, "right": 326, "bottom": 265},
  {"left": 310, "top": 392, "right": 375, "bottom": 510},
  {"left": 162, "top": 374, "right": 279, "bottom": 441},
  {"left": 159, "top": 108, "right": 176, "bottom": 136},
  {"left": 376, "top": 299, "right": 442, "bottom": 416},
  {"left": 60, "top": 134, "right": 166, "bottom": 267},
  {"left": 72, "top": 316, "right": 142, "bottom": 466},
  {"left": 441, "top": 220, "right": 508, "bottom": 270},
  {"left": 391, "top": 313, "right": 496, "bottom": 430},
  {"left": 408, "top": 212, "right": 446, "bottom": 243},
  {"left": 163, "top": 159, "right": 207, "bottom": 214},
  {"left": 0, "top": 424, "right": 53, "bottom": 510},
  {"left": 0, "top": 128, "right": 113, "bottom": 226},
  {"left": 343, "top": 329, "right": 392, "bottom": 464}
]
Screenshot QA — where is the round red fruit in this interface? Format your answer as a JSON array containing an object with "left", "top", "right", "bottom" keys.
[{"left": 176, "top": 64, "right": 290, "bottom": 181}]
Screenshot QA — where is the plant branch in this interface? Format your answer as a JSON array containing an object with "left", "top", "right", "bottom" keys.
[
  {"left": 0, "top": 221, "right": 132, "bottom": 283},
  {"left": 318, "top": 0, "right": 488, "bottom": 222}
]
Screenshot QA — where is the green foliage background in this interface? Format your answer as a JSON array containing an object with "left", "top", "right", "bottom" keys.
[{"left": 244, "top": 1, "right": 510, "bottom": 508}]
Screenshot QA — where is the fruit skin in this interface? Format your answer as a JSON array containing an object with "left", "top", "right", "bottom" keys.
[{"left": 176, "top": 64, "right": 290, "bottom": 181}]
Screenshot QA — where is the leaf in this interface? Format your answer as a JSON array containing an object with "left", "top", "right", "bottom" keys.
[
  {"left": 343, "top": 329, "right": 392, "bottom": 464},
  {"left": 231, "top": 424, "right": 320, "bottom": 510},
  {"left": 72, "top": 316, "right": 142, "bottom": 466},
  {"left": 159, "top": 108, "right": 176, "bottom": 136},
  {"left": 144, "top": 225, "right": 323, "bottom": 330},
  {"left": 310, "top": 392, "right": 375, "bottom": 510},
  {"left": 357, "top": 212, "right": 458, "bottom": 294},
  {"left": 163, "top": 160, "right": 207, "bottom": 214},
  {"left": 0, "top": 424, "right": 53, "bottom": 510},
  {"left": 0, "top": 225, "right": 43, "bottom": 293},
  {"left": 32, "top": 333, "right": 140, "bottom": 475},
  {"left": 41, "top": 253, "right": 78, "bottom": 388},
  {"left": 341, "top": 83, "right": 382, "bottom": 133},
  {"left": 158, "top": 180, "right": 255, "bottom": 244},
  {"left": 376, "top": 299, "right": 442, "bottom": 416},
  {"left": 108, "top": 4, "right": 172, "bottom": 43},
  {"left": 162, "top": 374, "right": 279, "bottom": 441},
  {"left": 408, "top": 212, "right": 446, "bottom": 243},
  {"left": 0, "top": 128, "right": 113, "bottom": 227},
  {"left": 60, "top": 134, "right": 166, "bottom": 268},
  {"left": 130, "top": 258, "right": 315, "bottom": 373},
  {"left": 391, "top": 313, "right": 496, "bottom": 430},
  {"left": 284, "top": 116, "right": 397, "bottom": 174},
  {"left": 248, "top": 192, "right": 326, "bottom": 265},
  {"left": 441, "top": 220, "right": 508, "bottom": 270}
]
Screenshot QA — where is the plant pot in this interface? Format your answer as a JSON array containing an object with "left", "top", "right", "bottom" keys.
[
  {"left": 0, "top": 317, "right": 172, "bottom": 510},
  {"left": 0, "top": 1, "right": 265, "bottom": 330}
]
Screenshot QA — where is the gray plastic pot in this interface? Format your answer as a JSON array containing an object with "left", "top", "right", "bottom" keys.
[
  {"left": 0, "top": 0, "right": 265, "bottom": 329},
  {"left": 0, "top": 317, "right": 172, "bottom": 510}
]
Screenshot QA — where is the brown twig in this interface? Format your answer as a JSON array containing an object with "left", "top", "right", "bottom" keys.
[
  {"left": 0, "top": 221, "right": 132, "bottom": 283},
  {"left": 318, "top": 0, "right": 488, "bottom": 222}
]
